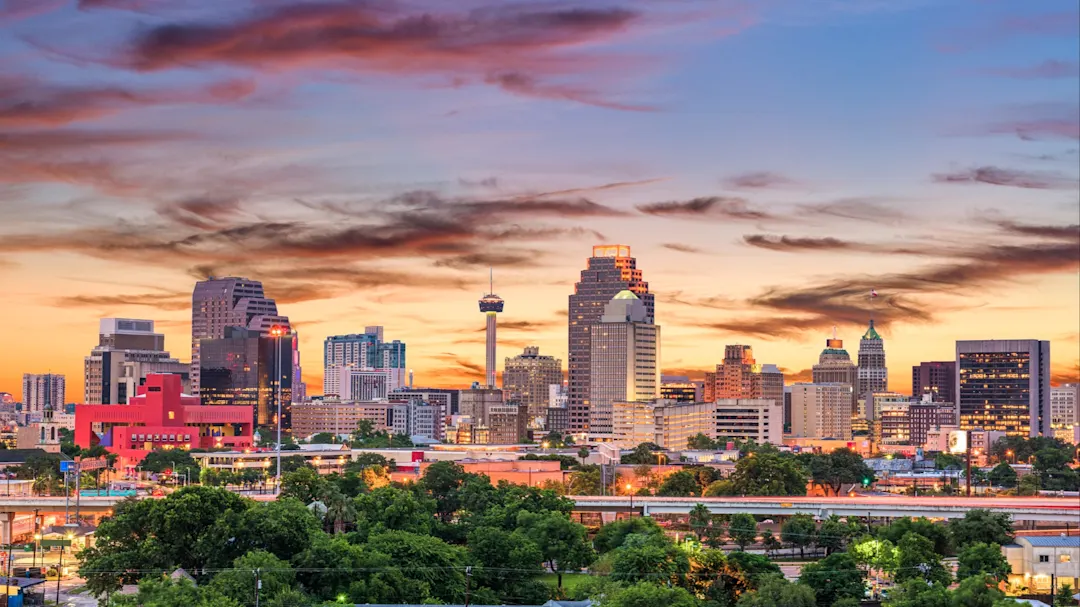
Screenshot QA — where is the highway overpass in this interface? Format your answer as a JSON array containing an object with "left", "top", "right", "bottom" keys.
[{"left": 571, "top": 495, "right": 1080, "bottom": 523}]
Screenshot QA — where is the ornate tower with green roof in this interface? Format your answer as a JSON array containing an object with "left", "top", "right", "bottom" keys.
[
  {"left": 812, "top": 332, "right": 859, "bottom": 416},
  {"left": 856, "top": 319, "right": 888, "bottom": 414}
]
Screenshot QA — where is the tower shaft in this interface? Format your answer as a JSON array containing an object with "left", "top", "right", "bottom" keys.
[{"left": 485, "top": 311, "right": 497, "bottom": 387}]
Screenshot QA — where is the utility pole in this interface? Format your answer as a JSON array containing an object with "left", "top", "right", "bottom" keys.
[
  {"left": 254, "top": 568, "right": 261, "bottom": 607},
  {"left": 464, "top": 566, "right": 472, "bottom": 607},
  {"left": 965, "top": 430, "right": 972, "bottom": 498}
]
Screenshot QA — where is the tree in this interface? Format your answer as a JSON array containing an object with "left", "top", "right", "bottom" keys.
[
  {"left": 621, "top": 442, "right": 665, "bottom": 465},
  {"left": 657, "top": 470, "right": 700, "bottom": 497},
  {"left": 322, "top": 488, "right": 356, "bottom": 534},
  {"left": 688, "top": 433, "right": 717, "bottom": 450},
  {"left": 800, "top": 552, "right": 865, "bottom": 607},
  {"left": 264, "top": 589, "right": 309, "bottom": 607},
  {"left": 957, "top": 542, "right": 1011, "bottom": 582},
  {"left": 949, "top": 574, "right": 1012, "bottom": 607},
  {"left": 578, "top": 447, "right": 590, "bottom": 466},
  {"left": 209, "top": 551, "right": 294, "bottom": 604},
  {"left": 878, "top": 516, "right": 953, "bottom": 556},
  {"left": 467, "top": 526, "right": 545, "bottom": 603},
  {"left": 729, "top": 449, "right": 808, "bottom": 496},
  {"left": 609, "top": 534, "right": 690, "bottom": 586},
  {"left": 895, "top": 532, "right": 951, "bottom": 586},
  {"left": 309, "top": 432, "right": 337, "bottom": 444},
  {"left": 817, "top": 514, "right": 857, "bottom": 555},
  {"left": 514, "top": 510, "right": 594, "bottom": 587},
  {"left": 279, "top": 466, "right": 327, "bottom": 505},
  {"left": 760, "top": 529, "right": 782, "bottom": 557},
  {"left": 1055, "top": 583, "right": 1076, "bottom": 607},
  {"left": 853, "top": 536, "right": 899, "bottom": 576},
  {"left": 364, "top": 530, "right": 467, "bottom": 603},
  {"left": 568, "top": 465, "right": 603, "bottom": 495},
  {"left": 935, "top": 453, "right": 964, "bottom": 470},
  {"left": 417, "top": 461, "right": 468, "bottom": 522},
  {"left": 703, "top": 479, "right": 737, "bottom": 496},
  {"left": 988, "top": 462, "right": 1018, "bottom": 488},
  {"left": 882, "top": 580, "right": 952, "bottom": 607},
  {"left": 728, "top": 512, "right": 758, "bottom": 550},
  {"left": 949, "top": 509, "right": 1014, "bottom": 551},
  {"left": 1017, "top": 473, "right": 1041, "bottom": 495},
  {"left": 726, "top": 551, "right": 782, "bottom": 586},
  {"left": 594, "top": 516, "right": 665, "bottom": 553},
  {"left": 109, "top": 577, "right": 242, "bottom": 607},
  {"left": 809, "top": 449, "right": 874, "bottom": 496},
  {"left": 737, "top": 575, "right": 816, "bottom": 607},
  {"left": 602, "top": 581, "right": 699, "bottom": 607},
  {"left": 781, "top": 514, "right": 816, "bottom": 558}
]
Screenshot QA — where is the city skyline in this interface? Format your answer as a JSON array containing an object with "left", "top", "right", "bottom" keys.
[{"left": 1, "top": 1, "right": 1078, "bottom": 399}]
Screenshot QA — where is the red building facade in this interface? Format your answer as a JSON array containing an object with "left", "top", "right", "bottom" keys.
[{"left": 75, "top": 374, "right": 253, "bottom": 470}]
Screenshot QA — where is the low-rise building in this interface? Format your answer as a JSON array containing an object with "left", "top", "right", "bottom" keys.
[
  {"left": 714, "top": 399, "right": 783, "bottom": 445},
  {"left": 1004, "top": 536, "right": 1080, "bottom": 595},
  {"left": 75, "top": 373, "right": 253, "bottom": 471},
  {"left": 291, "top": 400, "right": 390, "bottom": 437}
]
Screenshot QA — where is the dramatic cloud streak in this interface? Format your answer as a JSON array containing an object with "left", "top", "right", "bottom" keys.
[
  {"left": 933, "top": 166, "right": 1079, "bottom": 190},
  {"left": 636, "top": 196, "right": 776, "bottom": 221},
  {"left": 724, "top": 171, "right": 799, "bottom": 190}
]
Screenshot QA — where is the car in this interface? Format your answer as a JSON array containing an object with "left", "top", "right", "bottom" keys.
[{"left": 761, "top": 519, "right": 774, "bottom": 524}]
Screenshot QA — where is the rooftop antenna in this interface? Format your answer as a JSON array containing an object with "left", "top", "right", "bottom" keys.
[
  {"left": 489, "top": 267, "right": 493, "bottom": 294},
  {"left": 832, "top": 325, "right": 837, "bottom": 340}
]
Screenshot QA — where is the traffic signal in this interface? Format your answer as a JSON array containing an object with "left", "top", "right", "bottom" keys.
[{"left": 862, "top": 477, "right": 871, "bottom": 486}]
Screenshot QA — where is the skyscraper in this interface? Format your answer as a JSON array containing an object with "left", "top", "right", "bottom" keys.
[
  {"left": 502, "top": 346, "right": 562, "bottom": 422},
  {"left": 21, "top": 373, "right": 65, "bottom": 412},
  {"left": 856, "top": 320, "right": 887, "bottom": 408},
  {"left": 912, "top": 361, "right": 956, "bottom": 402},
  {"left": 199, "top": 327, "right": 293, "bottom": 430},
  {"left": 588, "top": 291, "right": 659, "bottom": 435},
  {"left": 703, "top": 346, "right": 784, "bottom": 404},
  {"left": 191, "top": 277, "right": 291, "bottom": 396},
  {"left": 1050, "top": 383, "right": 1079, "bottom": 428},
  {"left": 812, "top": 334, "right": 858, "bottom": 416},
  {"left": 84, "top": 318, "right": 189, "bottom": 404},
  {"left": 568, "top": 245, "right": 653, "bottom": 432},
  {"left": 956, "top": 339, "right": 1051, "bottom": 437},
  {"left": 323, "top": 328, "right": 406, "bottom": 395},
  {"left": 479, "top": 271, "right": 505, "bottom": 388}
]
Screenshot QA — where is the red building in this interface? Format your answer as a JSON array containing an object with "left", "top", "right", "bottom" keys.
[{"left": 75, "top": 374, "right": 253, "bottom": 471}]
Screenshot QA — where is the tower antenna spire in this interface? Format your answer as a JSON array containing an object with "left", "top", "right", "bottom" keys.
[
  {"left": 832, "top": 325, "right": 837, "bottom": 340},
  {"left": 489, "top": 267, "right": 493, "bottom": 294}
]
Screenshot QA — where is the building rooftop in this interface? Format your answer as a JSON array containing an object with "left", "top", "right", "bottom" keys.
[
  {"left": 613, "top": 289, "right": 639, "bottom": 300},
  {"left": 862, "top": 319, "right": 882, "bottom": 340},
  {"left": 1018, "top": 535, "right": 1080, "bottom": 548}
]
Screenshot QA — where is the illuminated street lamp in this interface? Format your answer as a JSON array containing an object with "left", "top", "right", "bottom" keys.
[
  {"left": 269, "top": 325, "right": 288, "bottom": 493},
  {"left": 626, "top": 483, "right": 634, "bottom": 516}
]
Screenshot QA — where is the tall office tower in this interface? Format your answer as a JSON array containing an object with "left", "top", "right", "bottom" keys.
[
  {"left": 912, "top": 361, "right": 956, "bottom": 402},
  {"left": 21, "top": 374, "right": 65, "bottom": 412},
  {"left": 957, "top": 339, "right": 1051, "bottom": 437},
  {"left": 84, "top": 318, "right": 189, "bottom": 404},
  {"left": 757, "top": 364, "right": 785, "bottom": 407},
  {"left": 588, "top": 291, "right": 660, "bottom": 436},
  {"left": 909, "top": 399, "right": 957, "bottom": 446},
  {"left": 479, "top": 270, "right": 505, "bottom": 388},
  {"left": 191, "top": 277, "right": 290, "bottom": 396},
  {"left": 503, "top": 346, "right": 562, "bottom": 420},
  {"left": 568, "top": 244, "right": 653, "bottom": 432},
  {"left": 812, "top": 334, "right": 859, "bottom": 416},
  {"left": 199, "top": 327, "right": 293, "bottom": 430},
  {"left": 856, "top": 320, "right": 887, "bottom": 407},
  {"left": 324, "top": 328, "right": 407, "bottom": 395},
  {"left": 789, "top": 383, "right": 853, "bottom": 440},
  {"left": 1050, "top": 384, "right": 1079, "bottom": 428}
]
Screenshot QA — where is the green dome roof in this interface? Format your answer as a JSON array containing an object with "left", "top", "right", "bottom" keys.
[
  {"left": 613, "top": 290, "right": 639, "bottom": 300},
  {"left": 862, "top": 319, "right": 882, "bottom": 340}
]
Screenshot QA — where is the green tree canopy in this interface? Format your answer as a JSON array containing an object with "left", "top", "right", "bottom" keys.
[
  {"left": 728, "top": 512, "right": 758, "bottom": 550},
  {"left": 209, "top": 551, "right": 295, "bottom": 604},
  {"left": 988, "top": 462, "right": 1018, "bottom": 488},
  {"left": 594, "top": 516, "right": 666, "bottom": 553},
  {"left": 949, "top": 509, "right": 1014, "bottom": 551},
  {"left": 877, "top": 516, "right": 953, "bottom": 556},
  {"left": 781, "top": 513, "right": 816, "bottom": 558},
  {"left": 817, "top": 514, "right": 859, "bottom": 555},
  {"left": 657, "top": 470, "right": 701, "bottom": 497},
  {"left": 957, "top": 542, "right": 1012, "bottom": 582},
  {"left": 809, "top": 448, "right": 874, "bottom": 496},
  {"left": 737, "top": 575, "right": 816, "bottom": 607},
  {"left": 799, "top": 552, "right": 865, "bottom": 607},
  {"left": 621, "top": 442, "right": 666, "bottom": 465},
  {"left": 601, "top": 581, "right": 699, "bottom": 607},
  {"left": 895, "top": 531, "right": 952, "bottom": 586},
  {"left": 729, "top": 448, "right": 808, "bottom": 496}
]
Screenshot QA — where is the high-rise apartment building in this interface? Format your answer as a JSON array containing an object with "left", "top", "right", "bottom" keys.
[
  {"left": 877, "top": 401, "right": 911, "bottom": 444},
  {"left": 456, "top": 386, "right": 524, "bottom": 444},
  {"left": 868, "top": 391, "right": 909, "bottom": 422},
  {"left": 503, "top": 346, "right": 562, "bottom": 420},
  {"left": 191, "top": 277, "right": 291, "bottom": 396},
  {"left": 714, "top": 399, "right": 783, "bottom": 445},
  {"left": 331, "top": 367, "right": 391, "bottom": 401},
  {"left": 912, "top": 361, "right": 956, "bottom": 403},
  {"left": 957, "top": 339, "right": 1051, "bottom": 437},
  {"left": 568, "top": 245, "right": 653, "bottom": 432},
  {"left": 84, "top": 318, "right": 189, "bottom": 404},
  {"left": 390, "top": 400, "right": 445, "bottom": 441},
  {"left": 198, "top": 327, "right": 293, "bottom": 430},
  {"left": 21, "top": 373, "right": 65, "bottom": 412},
  {"left": 789, "top": 383, "right": 853, "bottom": 440},
  {"left": 323, "top": 328, "right": 406, "bottom": 396},
  {"left": 812, "top": 335, "right": 858, "bottom": 416},
  {"left": 390, "top": 388, "right": 457, "bottom": 416},
  {"left": 856, "top": 320, "right": 887, "bottom": 406},
  {"left": 588, "top": 291, "right": 659, "bottom": 436},
  {"left": 1050, "top": 384, "right": 1079, "bottom": 428}
]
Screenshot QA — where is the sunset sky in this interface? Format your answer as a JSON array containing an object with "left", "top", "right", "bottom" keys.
[{"left": 1, "top": 0, "right": 1077, "bottom": 401}]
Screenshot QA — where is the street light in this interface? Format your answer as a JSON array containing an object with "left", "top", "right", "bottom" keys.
[
  {"left": 269, "top": 325, "right": 287, "bottom": 493},
  {"left": 626, "top": 483, "right": 634, "bottom": 517}
]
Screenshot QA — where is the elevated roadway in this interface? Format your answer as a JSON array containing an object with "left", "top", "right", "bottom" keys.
[{"left": 571, "top": 495, "right": 1080, "bottom": 523}]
